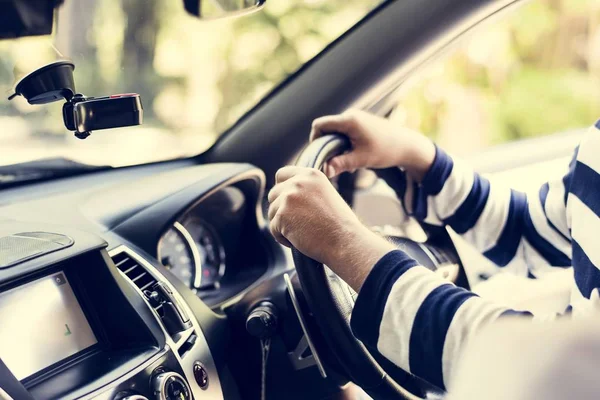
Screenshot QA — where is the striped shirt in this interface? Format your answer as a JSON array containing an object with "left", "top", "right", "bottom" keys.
[{"left": 349, "top": 123, "right": 600, "bottom": 391}]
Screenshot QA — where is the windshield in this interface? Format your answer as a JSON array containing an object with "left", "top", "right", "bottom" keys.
[{"left": 0, "top": 0, "right": 379, "bottom": 169}]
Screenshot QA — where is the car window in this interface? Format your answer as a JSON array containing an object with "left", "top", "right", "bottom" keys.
[
  {"left": 389, "top": 0, "right": 599, "bottom": 158},
  {"left": 0, "top": 0, "right": 381, "bottom": 168}
]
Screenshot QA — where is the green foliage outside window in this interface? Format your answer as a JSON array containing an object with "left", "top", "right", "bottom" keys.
[{"left": 394, "top": 0, "right": 600, "bottom": 156}]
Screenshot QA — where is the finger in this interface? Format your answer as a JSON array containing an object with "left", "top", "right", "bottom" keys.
[
  {"left": 270, "top": 167, "right": 318, "bottom": 202},
  {"left": 323, "top": 162, "right": 335, "bottom": 179},
  {"left": 267, "top": 195, "right": 281, "bottom": 221},
  {"left": 269, "top": 214, "right": 292, "bottom": 248},
  {"left": 310, "top": 113, "right": 354, "bottom": 142},
  {"left": 326, "top": 154, "right": 355, "bottom": 177},
  {"left": 268, "top": 182, "right": 285, "bottom": 203},
  {"left": 275, "top": 166, "right": 310, "bottom": 184},
  {"left": 268, "top": 180, "right": 298, "bottom": 204}
]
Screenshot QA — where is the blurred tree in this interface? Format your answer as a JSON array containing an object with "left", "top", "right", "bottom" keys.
[
  {"left": 394, "top": 0, "right": 600, "bottom": 156},
  {"left": 121, "top": 0, "right": 163, "bottom": 116}
]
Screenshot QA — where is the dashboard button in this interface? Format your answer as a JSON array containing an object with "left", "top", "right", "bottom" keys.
[
  {"left": 152, "top": 371, "right": 192, "bottom": 400},
  {"left": 193, "top": 362, "right": 209, "bottom": 390}
]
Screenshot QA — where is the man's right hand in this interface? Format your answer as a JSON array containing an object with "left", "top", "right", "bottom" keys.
[{"left": 310, "top": 109, "right": 436, "bottom": 181}]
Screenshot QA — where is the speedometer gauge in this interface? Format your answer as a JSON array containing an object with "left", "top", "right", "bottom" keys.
[
  {"left": 193, "top": 222, "right": 226, "bottom": 289},
  {"left": 157, "top": 222, "right": 199, "bottom": 288},
  {"left": 158, "top": 220, "right": 226, "bottom": 290}
]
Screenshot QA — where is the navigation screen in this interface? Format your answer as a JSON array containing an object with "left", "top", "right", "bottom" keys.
[{"left": 0, "top": 272, "right": 97, "bottom": 380}]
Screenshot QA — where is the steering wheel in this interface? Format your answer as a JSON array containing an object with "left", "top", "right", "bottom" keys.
[{"left": 292, "top": 134, "right": 463, "bottom": 399}]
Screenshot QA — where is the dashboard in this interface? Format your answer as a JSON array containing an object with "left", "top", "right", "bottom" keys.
[
  {"left": 0, "top": 223, "right": 220, "bottom": 400},
  {"left": 0, "top": 161, "right": 287, "bottom": 400}
]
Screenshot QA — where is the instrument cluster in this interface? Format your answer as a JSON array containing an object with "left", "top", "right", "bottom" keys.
[
  {"left": 158, "top": 219, "right": 226, "bottom": 291},
  {"left": 156, "top": 182, "right": 268, "bottom": 307}
]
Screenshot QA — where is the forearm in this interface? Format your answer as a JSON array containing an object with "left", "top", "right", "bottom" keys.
[
  {"left": 349, "top": 250, "right": 532, "bottom": 389},
  {"left": 407, "top": 146, "right": 528, "bottom": 267},
  {"left": 323, "top": 225, "right": 397, "bottom": 292},
  {"left": 408, "top": 145, "right": 571, "bottom": 270}
]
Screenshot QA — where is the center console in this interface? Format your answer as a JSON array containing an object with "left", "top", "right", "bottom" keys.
[{"left": 0, "top": 223, "right": 222, "bottom": 400}]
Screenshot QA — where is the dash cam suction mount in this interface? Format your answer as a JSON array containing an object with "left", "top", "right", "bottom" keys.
[{"left": 9, "top": 61, "right": 143, "bottom": 139}]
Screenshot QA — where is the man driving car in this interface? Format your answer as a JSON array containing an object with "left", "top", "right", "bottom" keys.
[{"left": 267, "top": 109, "right": 595, "bottom": 391}]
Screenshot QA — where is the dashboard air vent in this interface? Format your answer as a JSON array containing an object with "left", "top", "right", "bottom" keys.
[
  {"left": 111, "top": 251, "right": 157, "bottom": 292},
  {"left": 110, "top": 248, "right": 193, "bottom": 335}
]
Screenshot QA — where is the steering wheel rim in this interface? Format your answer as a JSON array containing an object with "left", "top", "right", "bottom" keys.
[{"left": 292, "top": 134, "right": 445, "bottom": 400}]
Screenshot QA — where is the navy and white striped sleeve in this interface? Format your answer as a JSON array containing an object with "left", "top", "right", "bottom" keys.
[
  {"left": 406, "top": 146, "right": 575, "bottom": 276},
  {"left": 350, "top": 250, "right": 531, "bottom": 390},
  {"left": 348, "top": 146, "right": 581, "bottom": 389}
]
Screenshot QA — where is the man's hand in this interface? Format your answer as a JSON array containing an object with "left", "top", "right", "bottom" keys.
[
  {"left": 268, "top": 167, "right": 360, "bottom": 264},
  {"left": 268, "top": 166, "right": 395, "bottom": 291},
  {"left": 311, "top": 109, "right": 436, "bottom": 181}
]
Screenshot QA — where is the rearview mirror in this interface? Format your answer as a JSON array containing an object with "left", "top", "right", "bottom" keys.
[{"left": 183, "top": 0, "right": 266, "bottom": 19}]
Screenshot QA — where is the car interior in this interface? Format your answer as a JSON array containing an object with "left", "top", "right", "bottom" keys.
[{"left": 0, "top": 0, "right": 591, "bottom": 399}]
